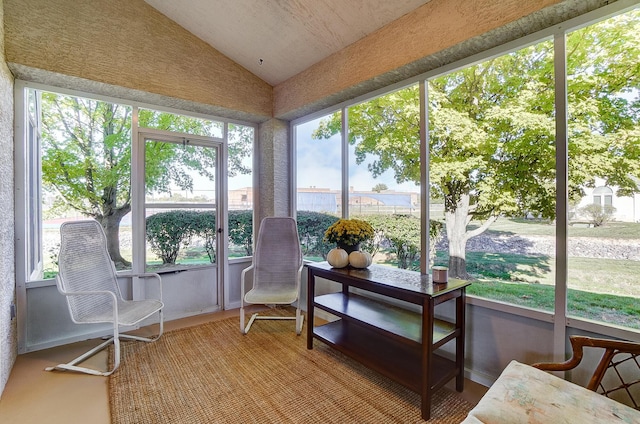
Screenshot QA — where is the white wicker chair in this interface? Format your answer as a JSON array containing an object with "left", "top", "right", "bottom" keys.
[
  {"left": 45, "top": 220, "right": 164, "bottom": 376},
  {"left": 240, "top": 217, "right": 304, "bottom": 334}
]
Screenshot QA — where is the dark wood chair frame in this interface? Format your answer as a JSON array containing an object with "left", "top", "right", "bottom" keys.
[{"left": 533, "top": 335, "right": 640, "bottom": 410}]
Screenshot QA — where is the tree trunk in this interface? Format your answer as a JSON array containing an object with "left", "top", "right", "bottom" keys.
[
  {"left": 445, "top": 194, "right": 471, "bottom": 279},
  {"left": 100, "top": 209, "right": 131, "bottom": 269},
  {"left": 444, "top": 192, "right": 499, "bottom": 280}
]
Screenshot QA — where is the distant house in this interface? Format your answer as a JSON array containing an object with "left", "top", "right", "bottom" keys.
[{"left": 574, "top": 177, "right": 640, "bottom": 222}]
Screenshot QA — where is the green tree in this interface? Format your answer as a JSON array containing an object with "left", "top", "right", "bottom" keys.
[
  {"left": 42, "top": 94, "right": 133, "bottom": 267},
  {"left": 41, "top": 94, "right": 252, "bottom": 268},
  {"left": 372, "top": 183, "right": 388, "bottom": 192},
  {"left": 313, "top": 11, "right": 640, "bottom": 278}
]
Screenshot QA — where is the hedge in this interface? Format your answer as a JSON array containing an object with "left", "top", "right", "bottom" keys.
[{"left": 146, "top": 210, "right": 442, "bottom": 268}]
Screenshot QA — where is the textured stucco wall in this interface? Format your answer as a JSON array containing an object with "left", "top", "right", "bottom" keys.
[
  {"left": 274, "top": 0, "right": 612, "bottom": 120},
  {"left": 257, "top": 119, "right": 291, "bottom": 222},
  {"left": 0, "top": 0, "right": 16, "bottom": 397},
  {"left": 4, "top": 0, "right": 272, "bottom": 123}
]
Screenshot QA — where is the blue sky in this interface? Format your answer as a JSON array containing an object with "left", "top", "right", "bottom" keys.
[{"left": 295, "top": 115, "right": 419, "bottom": 193}]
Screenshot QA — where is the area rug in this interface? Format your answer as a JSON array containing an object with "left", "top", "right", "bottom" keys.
[{"left": 109, "top": 312, "right": 473, "bottom": 423}]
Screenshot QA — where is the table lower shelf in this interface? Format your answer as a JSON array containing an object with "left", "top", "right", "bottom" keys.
[
  {"left": 313, "top": 319, "right": 458, "bottom": 393},
  {"left": 314, "top": 292, "right": 457, "bottom": 347}
]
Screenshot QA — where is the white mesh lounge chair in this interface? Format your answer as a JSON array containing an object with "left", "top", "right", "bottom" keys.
[
  {"left": 45, "top": 220, "right": 164, "bottom": 376},
  {"left": 240, "top": 217, "right": 304, "bottom": 334}
]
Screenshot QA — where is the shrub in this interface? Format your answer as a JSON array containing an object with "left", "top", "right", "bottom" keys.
[
  {"left": 580, "top": 204, "right": 616, "bottom": 227},
  {"left": 192, "top": 211, "right": 217, "bottom": 263},
  {"left": 228, "top": 210, "right": 253, "bottom": 256},
  {"left": 296, "top": 211, "right": 340, "bottom": 259},
  {"left": 362, "top": 214, "right": 443, "bottom": 270},
  {"left": 147, "top": 211, "right": 197, "bottom": 264},
  {"left": 145, "top": 210, "right": 446, "bottom": 268}
]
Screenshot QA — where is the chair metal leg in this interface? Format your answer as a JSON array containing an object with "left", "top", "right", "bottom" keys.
[
  {"left": 243, "top": 312, "right": 259, "bottom": 334},
  {"left": 240, "top": 305, "right": 247, "bottom": 334},
  {"left": 242, "top": 309, "right": 304, "bottom": 335},
  {"left": 295, "top": 307, "right": 304, "bottom": 335},
  {"left": 45, "top": 310, "right": 163, "bottom": 376},
  {"left": 44, "top": 336, "right": 117, "bottom": 376}
]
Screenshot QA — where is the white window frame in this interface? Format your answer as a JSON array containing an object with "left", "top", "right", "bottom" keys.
[{"left": 137, "top": 129, "right": 223, "bottom": 274}]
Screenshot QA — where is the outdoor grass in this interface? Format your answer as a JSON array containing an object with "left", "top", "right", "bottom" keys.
[
  {"left": 467, "top": 280, "right": 640, "bottom": 329},
  {"left": 393, "top": 217, "right": 640, "bottom": 329},
  {"left": 454, "top": 251, "right": 640, "bottom": 296},
  {"left": 437, "top": 217, "right": 640, "bottom": 329}
]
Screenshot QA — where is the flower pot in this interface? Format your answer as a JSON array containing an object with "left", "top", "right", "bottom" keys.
[{"left": 337, "top": 242, "right": 360, "bottom": 254}]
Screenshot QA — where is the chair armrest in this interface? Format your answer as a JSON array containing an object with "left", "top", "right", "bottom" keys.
[
  {"left": 130, "top": 272, "right": 163, "bottom": 300},
  {"left": 55, "top": 281, "right": 119, "bottom": 324},
  {"left": 534, "top": 336, "right": 640, "bottom": 371},
  {"left": 58, "top": 289, "right": 118, "bottom": 301},
  {"left": 533, "top": 335, "right": 640, "bottom": 392},
  {"left": 55, "top": 275, "right": 119, "bottom": 303},
  {"left": 532, "top": 336, "right": 588, "bottom": 373},
  {"left": 295, "top": 265, "right": 303, "bottom": 292},
  {"left": 240, "top": 265, "right": 255, "bottom": 297}
]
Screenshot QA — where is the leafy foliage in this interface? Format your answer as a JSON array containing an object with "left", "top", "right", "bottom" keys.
[
  {"left": 145, "top": 210, "right": 446, "bottom": 268},
  {"left": 146, "top": 211, "right": 202, "bottom": 264},
  {"left": 372, "top": 183, "right": 388, "bottom": 192},
  {"left": 145, "top": 210, "right": 216, "bottom": 265},
  {"left": 192, "top": 212, "right": 217, "bottom": 263}
]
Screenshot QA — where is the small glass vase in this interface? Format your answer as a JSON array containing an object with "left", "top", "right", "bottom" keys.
[{"left": 337, "top": 242, "right": 360, "bottom": 254}]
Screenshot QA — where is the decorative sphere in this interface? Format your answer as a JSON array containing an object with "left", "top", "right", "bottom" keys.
[
  {"left": 348, "top": 251, "right": 372, "bottom": 268},
  {"left": 327, "top": 248, "right": 349, "bottom": 268}
]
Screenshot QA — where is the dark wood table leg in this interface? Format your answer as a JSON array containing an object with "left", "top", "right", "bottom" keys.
[
  {"left": 456, "top": 290, "right": 466, "bottom": 391},
  {"left": 421, "top": 297, "right": 435, "bottom": 420},
  {"left": 306, "top": 267, "right": 315, "bottom": 350}
]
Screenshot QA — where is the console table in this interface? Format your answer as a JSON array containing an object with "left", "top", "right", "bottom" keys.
[{"left": 306, "top": 262, "right": 470, "bottom": 420}]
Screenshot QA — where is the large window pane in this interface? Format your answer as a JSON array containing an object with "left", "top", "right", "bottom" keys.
[
  {"left": 144, "top": 139, "right": 217, "bottom": 270},
  {"left": 567, "top": 9, "right": 640, "bottom": 329},
  {"left": 296, "top": 112, "right": 343, "bottom": 261},
  {"left": 227, "top": 124, "right": 254, "bottom": 258},
  {"left": 345, "top": 85, "right": 422, "bottom": 269},
  {"left": 429, "top": 40, "right": 556, "bottom": 310},
  {"left": 40, "top": 91, "right": 133, "bottom": 277}
]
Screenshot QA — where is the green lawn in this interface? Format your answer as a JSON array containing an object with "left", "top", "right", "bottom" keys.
[
  {"left": 440, "top": 218, "right": 640, "bottom": 329},
  {"left": 466, "top": 279, "right": 640, "bottom": 329}
]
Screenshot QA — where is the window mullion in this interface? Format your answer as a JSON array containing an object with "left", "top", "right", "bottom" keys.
[
  {"left": 420, "top": 80, "right": 429, "bottom": 275},
  {"left": 341, "top": 108, "right": 349, "bottom": 218},
  {"left": 553, "top": 31, "right": 569, "bottom": 362},
  {"left": 131, "top": 106, "right": 146, "bottom": 278}
]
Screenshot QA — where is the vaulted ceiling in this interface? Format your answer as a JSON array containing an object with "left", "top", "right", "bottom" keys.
[{"left": 144, "top": 0, "right": 432, "bottom": 86}]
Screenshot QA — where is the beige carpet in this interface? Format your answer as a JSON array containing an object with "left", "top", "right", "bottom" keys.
[{"left": 109, "top": 311, "right": 473, "bottom": 423}]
